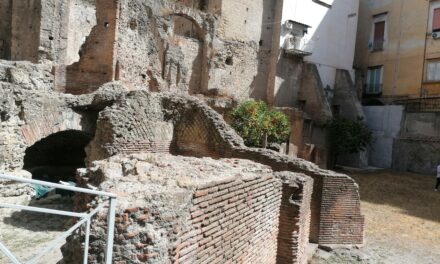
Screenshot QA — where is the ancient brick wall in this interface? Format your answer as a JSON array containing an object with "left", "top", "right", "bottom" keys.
[
  {"left": 85, "top": 91, "right": 363, "bottom": 247},
  {"left": 175, "top": 176, "right": 282, "bottom": 264},
  {"left": 318, "top": 176, "right": 364, "bottom": 245},
  {"left": 276, "top": 173, "right": 313, "bottom": 264},
  {"left": 62, "top": 154, "right": 312, "bottom": 264},
  {"left": 65, "top": 0, "right": 119, "bottom": 94},
  {"left": 160, "top": 93, "right": 365, "bottom": 246},
  {"left": 85, "top": 91, "right": 175, "bottom": 162}
]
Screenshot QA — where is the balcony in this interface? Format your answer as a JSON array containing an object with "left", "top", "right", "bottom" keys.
[
  {"left": 283, "top": 36, "right": 313, "bottom": 57},
  {"left": 371, "top": 40, "right": 384, "bottom": 52},
  {"left": 364, "top": 83, "right": 383, "bottom": 96}
]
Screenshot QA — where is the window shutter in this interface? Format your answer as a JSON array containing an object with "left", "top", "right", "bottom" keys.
[
  {"left": 433, "top": 8, "right": 440, "bottom": 31},
  {"left": 374, "top": 21, "right": 385, "bottom": 42}
]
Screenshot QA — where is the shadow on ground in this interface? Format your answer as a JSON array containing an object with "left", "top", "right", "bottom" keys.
[
  {"left": 348, "top": 170, "right": 440, "bottom": 223},
  {"left": 2, "top": 196, "right": 74, "bottom": 232}
]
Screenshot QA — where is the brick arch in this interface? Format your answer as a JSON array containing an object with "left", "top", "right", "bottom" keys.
[
  {"left": 171, "top": 13, "right": 205, "bottom": 41},
  {"left": 168, "top": 3, "right": 208, "bottom": 40},
  {"left": 170, "top": 4, "right": 206, "bottom": 29},
  {"left": 20, "top": 111, "right": 88, "bottom": 146}
]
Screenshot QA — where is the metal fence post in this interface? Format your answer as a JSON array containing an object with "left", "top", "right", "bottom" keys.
[
  {"left": 84, "top": 218, "right": 91, "bottom": 264},
  {"left": 0, "top": 242, "right": 21, "bottom": 264},
  {"left": 105, "top": 197, "right": 117, "bottom": 264},
  {"left": 0, "top": 174, "right": 117, "bottom": 264}
]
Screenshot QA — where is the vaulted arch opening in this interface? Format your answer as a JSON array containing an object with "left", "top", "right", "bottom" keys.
[{"left": 23, "top": 130, "right": 93, "bottom": 183}]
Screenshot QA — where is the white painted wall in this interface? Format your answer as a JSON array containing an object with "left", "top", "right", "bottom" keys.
[
  {"left": 281, "top": 0, "right": 359, "bottom": 88},
  {"left": 363, "top": 105, "right": 404, "bottom": 168}
]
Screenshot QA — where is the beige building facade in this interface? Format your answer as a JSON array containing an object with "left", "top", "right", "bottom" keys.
[{"left": 355, "top": 0, "right": 440, "bottom": 101}]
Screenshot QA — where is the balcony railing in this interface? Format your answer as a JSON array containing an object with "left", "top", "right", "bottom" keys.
[
  {"left": 0, "top": 174, "right": 117, "bottom": 264},
  {"left": 371, "top": 40, "right": 384, "bottom": 51},
  {"left": 364, "top": 84, "right": 383, "bottom": 95},
  {"left": 283, "top": 37, "right": 314, "bottom": 57},
  {"left": 394, "top": 96, "right": 440, "bottom": 112}
]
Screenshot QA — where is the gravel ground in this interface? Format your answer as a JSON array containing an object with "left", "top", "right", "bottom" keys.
[{"left": 311, "top": 170, "right": 440, "bottom": 264}]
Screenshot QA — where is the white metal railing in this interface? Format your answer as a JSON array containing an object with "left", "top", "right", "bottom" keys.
[{"left": 0, "top": 174, "right": 117, "bottom": 264}]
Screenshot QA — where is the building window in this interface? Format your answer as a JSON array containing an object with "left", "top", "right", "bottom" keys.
[
  {"left": 427, "top": 60, "right": 440, "bottom": 81},
  {"left": 369, "top": 13, "right": 387, "bottom": 51},
  {"left": 372, "top": 21, "right": 385, "bottom": 51},
  {"left": 433, "top": 8, "right": 440, "bottom": 32},
  {"left": 366, "top": 66, "right": 383, "bottom": 94}
]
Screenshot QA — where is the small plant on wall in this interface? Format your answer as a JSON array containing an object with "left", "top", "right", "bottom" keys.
[
  {"left": 231, "top": 100, "right": 291, "bottom": 148},
  {"left": 328, "top": 116, "right": 373, "bottom": 166}
]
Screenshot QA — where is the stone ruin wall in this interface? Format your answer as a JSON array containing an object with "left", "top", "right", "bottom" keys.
[
  {"left": 74, "top": 89, "right": 364, "bottom": 247},
  {"left": 0, "top": 0, "right": 269, "bottom": 101},
  {"left": 0, "top": 75, "right": 364, "bottom": 260},
  {"left": 61, "top": 154, "right": 312, "bottom": 264}
]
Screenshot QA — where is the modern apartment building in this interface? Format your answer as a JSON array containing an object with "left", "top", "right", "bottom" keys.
[{"left": 355, "top": 0, "right": 440, "bottom": 102}]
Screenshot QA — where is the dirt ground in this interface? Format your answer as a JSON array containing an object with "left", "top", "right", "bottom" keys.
[
  {"left": 2, "top": 170, "right": 439, "bottom": 264},
  {"left": 312, "top": 170, "right": 440, "bottom": 264},
  {"left": 0, "top": 195, "right": 73, "bottom": 264}
]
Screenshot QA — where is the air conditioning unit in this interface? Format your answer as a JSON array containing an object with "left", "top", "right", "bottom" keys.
[{"left": 433, "top": 32, "right": 440, "bottom": 39}]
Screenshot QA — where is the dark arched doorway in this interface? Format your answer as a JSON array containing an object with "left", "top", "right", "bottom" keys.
[{"left": 23, "top": 130, "right": 93, "bottom": 183}]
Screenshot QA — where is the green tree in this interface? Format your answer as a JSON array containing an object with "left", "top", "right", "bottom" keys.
[
  {"left": 328, "top": 116, "right": 373, "bottom": 165},
  {"left": 231, "top": 100, "right": 291, "bottom": 148}
]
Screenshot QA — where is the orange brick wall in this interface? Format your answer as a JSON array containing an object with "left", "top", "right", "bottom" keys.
[
  {"left": 318, "top": 176, "right": 364, "bottom": 245},
  {"left": 171, "top": 174, "right": 313, "bottom": 264},
  {"left": 175, "top": 176, "right": 282, "bottom": 263}
]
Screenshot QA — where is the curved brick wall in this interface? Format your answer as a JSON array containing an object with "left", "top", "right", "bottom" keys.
[
  {"left": 160, "top": 92, "right": 364, "bottom": 246},
  {"left": 89, "top": 91, "right": 364, "bottom": 246}
]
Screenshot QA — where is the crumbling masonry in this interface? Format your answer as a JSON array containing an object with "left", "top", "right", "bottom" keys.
[{"left": 0, "top": 0, "right": 364, "bottom": 263}]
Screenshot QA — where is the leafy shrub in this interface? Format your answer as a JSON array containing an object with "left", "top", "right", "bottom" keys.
[
  {"left": 328, "top": 116, "right": 373, "bottom": 163},
  {"left": 231, "top": 100, "right": 291, "bottom": 147}
]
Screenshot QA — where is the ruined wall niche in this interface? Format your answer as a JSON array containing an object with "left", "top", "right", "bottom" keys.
[
  {"left": 165, "top": 14, "right": 204, "bottom": 94},
  {"left": 173, "top": 15, "right": 203, "bottom": 40},
  {"left": 10, "top": 0, "right": 42, "bottom": 63},
  {"left": 63, "top": 0, "right": 119, "bottom": 95},
  {"left": 66, "top": 0, "right": 97, "bottom": 65},
  {"left": 0, "top": 0, "right": 73, "bottom": 63}
]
